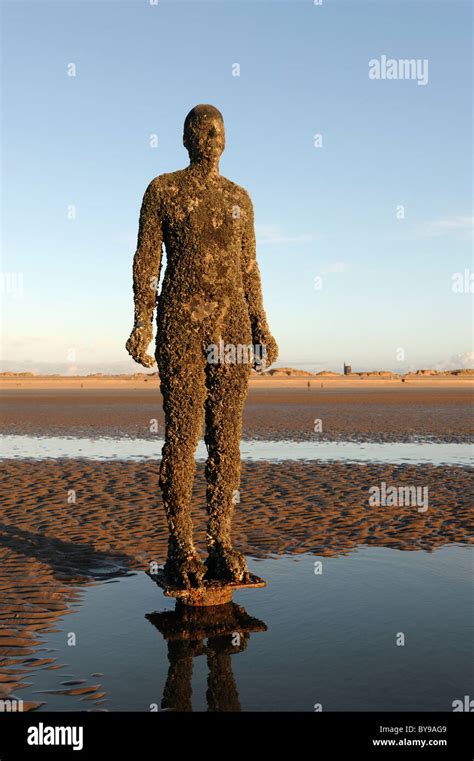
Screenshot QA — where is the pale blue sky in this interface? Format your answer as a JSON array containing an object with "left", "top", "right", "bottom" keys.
[{"left": 1, "top": 0, "right": 472, "bottom": 373}]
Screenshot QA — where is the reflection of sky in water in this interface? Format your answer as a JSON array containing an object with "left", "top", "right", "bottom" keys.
[
  {"left": 10, "top": 547, "right": 473, "bottom": 712},
  {"left": 1, "top": 435, "right": 472, "bottom": 465}
]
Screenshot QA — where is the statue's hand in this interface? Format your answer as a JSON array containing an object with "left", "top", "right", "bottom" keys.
[
  {"left": 253, "top": 333, "right": 278, "bottom": 372},
  {"left": 125, "top": 324, "right": 155, "bottom": 368}
]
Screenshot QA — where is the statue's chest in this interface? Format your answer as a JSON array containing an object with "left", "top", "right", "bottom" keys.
[{"left": 164, "top": 186, "right": 241, "bottom": 249}]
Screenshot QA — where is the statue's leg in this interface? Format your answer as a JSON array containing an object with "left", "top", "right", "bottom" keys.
[
  {"left": 204, "top": 361, "right": 251, "bottom": 582},
  {"left": 157, "top": 336, "right": 207, "bottom": 588}
]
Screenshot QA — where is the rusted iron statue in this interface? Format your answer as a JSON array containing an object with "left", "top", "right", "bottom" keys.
[{"left": 127, "top": 105, "right": 278, "bottom": 592}]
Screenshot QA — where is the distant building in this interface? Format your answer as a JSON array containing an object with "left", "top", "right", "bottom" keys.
[{"left": 343, "top": 363, "right": 351, "bottom": 376}]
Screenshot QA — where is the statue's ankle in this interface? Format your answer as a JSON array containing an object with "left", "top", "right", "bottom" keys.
[
  {"left": 207, "top": 540, "right": 233, "bottom": 557},
  {"left": 167, "top": 537, "right": 197, "bottom": 559}
]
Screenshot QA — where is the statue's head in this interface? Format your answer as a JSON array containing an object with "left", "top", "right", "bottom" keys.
[{"left": 183, "top": 104, "right": 225, "bottom": 164}]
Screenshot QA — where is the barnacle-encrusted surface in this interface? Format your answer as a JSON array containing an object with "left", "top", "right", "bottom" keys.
[{"left": 126, "top": 105, "right": 278, "bottom": 587}]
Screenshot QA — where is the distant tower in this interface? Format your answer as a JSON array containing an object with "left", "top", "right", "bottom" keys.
[{"left": 344, "top": 362, "right": 351, "bottom": 376}]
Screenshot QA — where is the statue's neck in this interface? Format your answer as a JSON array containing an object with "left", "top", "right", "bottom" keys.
[{"left": 188, "top": 157, "right": 220, "bottom": 180}]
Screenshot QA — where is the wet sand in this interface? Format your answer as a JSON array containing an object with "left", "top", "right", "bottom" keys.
[
  {"left": 0, "top": 458, "right": 472, "bottom": 707},
  {"left": 1, "top": 381, "right": 472, "bottom": 441}
]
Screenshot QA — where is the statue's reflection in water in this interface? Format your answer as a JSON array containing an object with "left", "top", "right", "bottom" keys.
[{"left": 146, "top": 602, "right": 267, "bottom": 711}]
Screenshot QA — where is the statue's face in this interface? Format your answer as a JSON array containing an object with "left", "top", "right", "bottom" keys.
[{"left": 184, "top": 113, "right": 225, "bottom": 163}]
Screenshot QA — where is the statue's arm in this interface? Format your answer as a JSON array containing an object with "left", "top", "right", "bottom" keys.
[
  {"left": 125, "top": 178, "right": 163, "bottom": 368},
  {"left": 240, "top": 191, "right": 278, "bottom": 369}
]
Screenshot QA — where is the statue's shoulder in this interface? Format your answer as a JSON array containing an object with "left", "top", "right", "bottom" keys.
[
  {"left": 146, "top": 169, "right": 185, "bottom": 195},
  {"left": 220, "top": 176, "right": 252, "bottom": 207}
]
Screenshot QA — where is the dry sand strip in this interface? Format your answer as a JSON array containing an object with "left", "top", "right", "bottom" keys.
[
  {"left": 1, "top": 383, "right": 473, "bottom": 441},
  {"left": 1, "top": 375, "right": 473, "bottom": 390},
  {"left": 0, "top": 459, "right": 472, "bottom": 707}
]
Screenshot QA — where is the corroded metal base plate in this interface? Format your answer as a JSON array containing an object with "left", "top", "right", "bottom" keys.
[{"left": 146, "top": 568, "right": 266, "bottom": 607}]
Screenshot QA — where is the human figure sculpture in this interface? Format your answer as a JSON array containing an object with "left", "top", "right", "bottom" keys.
[{"left": 126, "top": 104, "right": 278, "bottom": 588}]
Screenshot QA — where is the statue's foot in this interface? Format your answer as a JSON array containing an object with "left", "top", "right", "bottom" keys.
[
  {"left": 205, "top": 545, "right": 251, "bottom": 583},
  {"left": 164, "top": 551, "right": 206, "bottom": 589}
]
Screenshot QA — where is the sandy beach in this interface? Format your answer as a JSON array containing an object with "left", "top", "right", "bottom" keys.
[{"left": 0, "top": 377, "right": 472, "bottom": 710}]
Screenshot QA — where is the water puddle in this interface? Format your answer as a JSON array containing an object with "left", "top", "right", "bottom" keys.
[
  {"left": 3, "top": 547, "right": 472, "bottom": 711},
  {"left": 0, "top": 435, "right": 471, "bottom": 465}
]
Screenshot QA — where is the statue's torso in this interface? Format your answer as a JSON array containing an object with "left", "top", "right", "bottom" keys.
[{"left": 154, "top": 168, "right": 253, "bottom": 345}]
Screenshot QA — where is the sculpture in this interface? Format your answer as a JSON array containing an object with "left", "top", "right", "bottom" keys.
[{"left": 126, "top": 104, "right": 278, "bottom": 589}]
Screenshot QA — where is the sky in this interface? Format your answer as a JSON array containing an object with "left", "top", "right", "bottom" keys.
[{"left": 1, "top": 0, "right": 472, "bottom": 374}]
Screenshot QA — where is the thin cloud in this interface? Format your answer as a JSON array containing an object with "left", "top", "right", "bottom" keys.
[
  {"left": 417, "top": 215, "right": 473, "bottom": 239},
  {"left": 256, "top": 225, "right": 316, "bottom": 246},
  {"left": 321, "top": 261, "right": 347, "bottom": 274}
]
